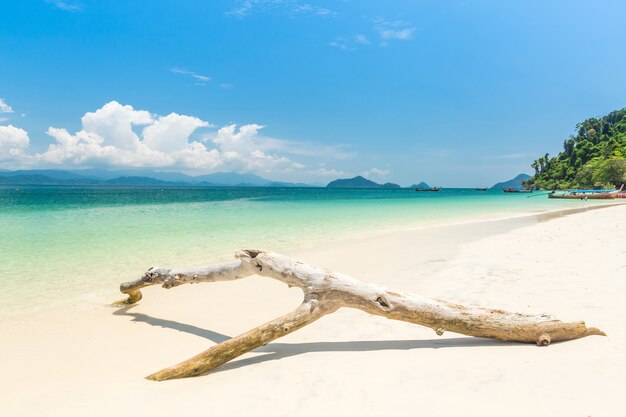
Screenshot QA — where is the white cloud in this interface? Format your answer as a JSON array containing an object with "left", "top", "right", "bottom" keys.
[
  {"left": 171, "top": 68, "right": 211, "bottom": 85},
  {"left": 227, "top": 1, "right": 335, "bottom": 19},
  {"left": 209, "top": 124, "right": 305, "bottom": 172},
  {"left": 213, "top": 123, "right": 264, "bottom": 152},
  {"left": 379, "top": 28, "right": 414, "bottom": 41},
  {"left": 354, "top": 34, "right": 370, "bottom": 45},
  {"left": 0, "top": 125, "right": 29, "bottom": 160},
  {"left": 227, "top": 1, "right": 253, "bottom": 18},
  {"left": 40, "top": 126, "right": 167, "bottom": 167},
  {"left": 143, "top": 113, "right": 210, "bottom": 153},
  {"left": 5, "top": 101, "right": 339, "bottom": 177},
  {"left": 217, "top": 130, "right": 351, "bottom": 160},
  {"left": 331, "top": 18, "right": 415, "bottom": 51},
  {"left": 329, "top": 34, "right": 370, "bottom": 51},
  {"left": 374, "top": 18, "right": 415, "bottom": 44},
  {"left": 292, "top": 3, "right": 333, "bottom": 16},
  {"left": 80, "top": 101, "right": 153, "bottom": 150},
  {"left": 31, "top": 102, "right": 217, "bottom": 171},
  {"left": 0, "top": 98, "right": 14, "bottom": 114},
  {"left": 47, "top": 1, "right": 82, "bottom": 12}
]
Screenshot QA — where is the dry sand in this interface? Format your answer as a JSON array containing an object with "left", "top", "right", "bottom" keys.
[{"left": 1, "top": 204, "right": 625, "bottom": 417}]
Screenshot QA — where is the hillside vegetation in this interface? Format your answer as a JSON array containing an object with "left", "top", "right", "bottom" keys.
[{"left": 527, "top": 108, "right": 626, "bottom": 189}]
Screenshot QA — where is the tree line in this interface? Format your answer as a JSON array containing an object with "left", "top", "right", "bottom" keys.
[{"left": 526, "top": 108, "right": 626, "bottom": 189}]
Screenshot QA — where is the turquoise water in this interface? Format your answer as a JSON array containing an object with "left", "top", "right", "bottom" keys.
[{"left": 0, "top": 186, "right": 599, "bottom": 316}]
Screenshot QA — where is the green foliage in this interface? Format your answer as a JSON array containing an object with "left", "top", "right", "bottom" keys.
[
  {"left": 528, "top": 108, "right": 626, "bottom": 189},
  {"left": 593, "top": 157, "right": 626, "bottom": 187}
]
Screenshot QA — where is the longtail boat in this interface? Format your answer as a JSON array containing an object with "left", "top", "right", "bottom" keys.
[
  {"left": 476, "top": 187, "right": 488, "bottom": 191},
  {"left": 548, "top": 184, "right": 624, "bottom": 200},
  {"left": 415, "top": 187, "right": 441, "bottom": 192},
  {"left": 502, "top": 187, "right": 533, "bottom": 193}
]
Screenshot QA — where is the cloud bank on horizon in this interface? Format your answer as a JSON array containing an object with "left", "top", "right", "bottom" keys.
[{"left": 0, "top": 100, "right": 358, "bottom": 180}]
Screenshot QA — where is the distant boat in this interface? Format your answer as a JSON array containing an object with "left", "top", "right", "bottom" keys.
[
  {"left": 548, "top": 184, "right": 624, "bottom": 200},
  {"left": 475, "top": 188, "right": 488, "bottom": 191},
  {"left": 415, "top": 187, "right": 441, "bottom": 192},
  {"left": 502, "top": 187, "right": 532, "bottom": 193}
]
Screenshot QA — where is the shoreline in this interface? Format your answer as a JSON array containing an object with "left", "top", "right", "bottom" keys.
[
  {"left": 1, "top": 200, "right": 623, "bottom": 321},
  {"left": 275, "top": 200, "right": 626, "bottom": 263},
  {"left": 398, "top": 199, "right": 625, "bottom": 231}
]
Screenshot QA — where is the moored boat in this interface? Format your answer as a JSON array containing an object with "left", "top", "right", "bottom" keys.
[
  {"left": 476, "top": 187, "right": 488, "bottom": 191},
  {"left": 415, "top": 187, "right": 441, "bottom": 192},
  {"left": 548, "top": 185, "right": 624, "bottom": 200},
  {"left": 502, "top": 187, "right": 533, "bottom": 193}
]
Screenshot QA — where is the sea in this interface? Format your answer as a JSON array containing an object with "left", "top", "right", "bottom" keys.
[{"left": 0, "top": 186, "right": 601, "bottom": 317}]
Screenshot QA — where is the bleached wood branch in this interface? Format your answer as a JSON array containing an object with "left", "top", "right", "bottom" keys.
[{"left": 117, "top": 249, "right": 605, "bottom": 381}]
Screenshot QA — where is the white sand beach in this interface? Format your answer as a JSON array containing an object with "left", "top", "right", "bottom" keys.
[{"left": 1, "top": 204, "right": 625, "bottom": 417}]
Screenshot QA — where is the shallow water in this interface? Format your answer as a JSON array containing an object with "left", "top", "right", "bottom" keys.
[{"left": 0, "top": 186, "right": 603, "bottom": 316}]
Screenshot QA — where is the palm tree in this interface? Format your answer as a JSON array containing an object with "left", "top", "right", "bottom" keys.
[{"left": 531, "top": 160, "right": 540, "bottom": 176}]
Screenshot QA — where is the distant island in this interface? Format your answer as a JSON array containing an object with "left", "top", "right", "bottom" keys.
[
  {"left": 490, "top": 174, "right": 531, "bottom": 190},
  {"left": 411, "top": 182, "right": 431, "bottom": 190},
  {"left": 526, "top": 107, "right": 626, "bottom": 190},
  {"left": 0, "top": 169, "right": 318, "bottom": 187},
  {"left": 326, "top": 176, "right": 400, "bottom": 189}
]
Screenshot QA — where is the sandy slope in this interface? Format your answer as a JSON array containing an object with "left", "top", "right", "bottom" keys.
[{"left": 1, "top": 204, "right": 624, "bottom": 417}]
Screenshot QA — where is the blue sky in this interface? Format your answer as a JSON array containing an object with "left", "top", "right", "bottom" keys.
[{"left": 1, "top": 0, "right": 625, "bottom": 186}]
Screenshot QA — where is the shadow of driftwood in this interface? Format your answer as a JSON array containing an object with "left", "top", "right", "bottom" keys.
[
  {"left": 214, "top": 337, "right": 510, "bottom": 374},
  {"left": 113, "top": 306, "right": 230, "bottom": 343},
  {"left": 114, "top": 306, "right": 514, "bottom": 375}
]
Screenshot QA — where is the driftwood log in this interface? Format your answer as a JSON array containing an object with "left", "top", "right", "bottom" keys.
[{"left": 117, "top": 249, "right": 605, "bottom": 381}]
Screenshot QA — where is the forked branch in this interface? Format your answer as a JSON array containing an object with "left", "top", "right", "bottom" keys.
[{"left": 117, "top": 249, "right": 605, "bottom": 381}]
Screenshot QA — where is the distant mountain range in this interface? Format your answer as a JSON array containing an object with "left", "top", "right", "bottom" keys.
[
  {"left": 0, "top": 169, "right": 317, "bottom": 187},
  {"left": 490, "top": 173, "right": 531, "bottom": 190},
  {"left": 326, "top": 176, "right": 401, "bottom": 189},
  {"left": 0, "top": 169, "right": 535, "bottom": 189}
]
